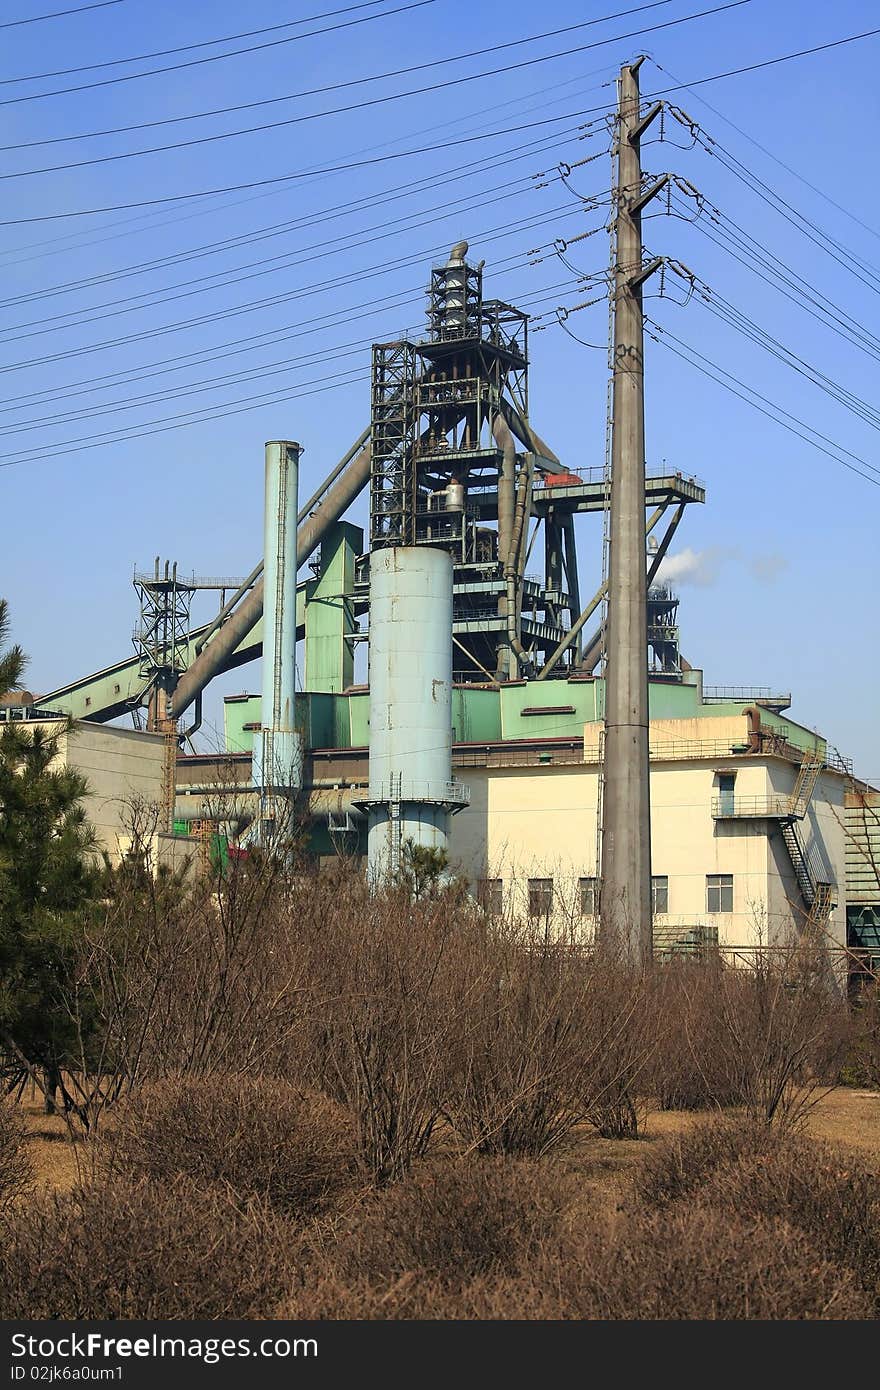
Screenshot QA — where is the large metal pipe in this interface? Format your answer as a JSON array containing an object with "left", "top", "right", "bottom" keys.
[
  {"left": 509, "top": 451, "right": 533, "bottom": 666},
  {"left": 252, "top": 441, "right": 302, "bottom": 809},
  {"left": 499, "top": 398, "right": 559, "bottom": 468},
  {"left": 561, "top": 514, "right": 581, "bottom": 658},
  {"left": 493, "top": 413, "right": 516, "bottom": 679},
  {"left": 191, "top": 428, "right": 372, "bottom": 663},
  {"left": 169, "top": 439, "right": 372, "bottom": 719}
]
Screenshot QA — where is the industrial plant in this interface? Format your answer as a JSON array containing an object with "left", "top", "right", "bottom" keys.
[
  {"left": 3, "top": 226, "right": 868, "bottom": 973},
  {"left": 5, "top": 61, "right": 878, "bottom": 974}
]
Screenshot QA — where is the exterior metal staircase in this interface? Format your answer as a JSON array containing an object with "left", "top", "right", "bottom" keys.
[
  {"left": 778, "top": 752, "right": 834, "bottom": 933},
  {"left": 788, "top": 748, "right": 823, "bottom": 820},
  {"left": 780, "top": 820, "right": 815, "bottom": 904},
  {"left": 712, "top": 743, "right": 834, "bottom": 934}
]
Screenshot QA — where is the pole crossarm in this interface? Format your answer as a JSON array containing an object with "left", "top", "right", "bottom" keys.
[
  {"left": 629, "top": 254, "right": 665, "bottom": 289},
  {"left": 628, "top": 100, "right": 664, "bottom": 146},
  {"left": 629, "top": 173, "right": 672, "bottom": 218}
]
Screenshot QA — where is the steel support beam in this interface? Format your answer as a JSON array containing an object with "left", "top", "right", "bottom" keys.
[
  {"left": 537, "top": 505, "right": 666, "bottom": 681},
  {"left": 580, "top": 503, "right": 684, "bottom": 676}
]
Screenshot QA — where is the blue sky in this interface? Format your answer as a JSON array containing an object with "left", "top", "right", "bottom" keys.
[{"left": 1, "top": 0, "right": 877, "bottom": 775}]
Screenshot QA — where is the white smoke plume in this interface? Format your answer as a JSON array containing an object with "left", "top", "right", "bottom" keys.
[
  {"left": 656, "top": 546, "right": 727, "bottom": 588},
  {"left": 657, "top": 546, "right": 788, "bottom": 588}
]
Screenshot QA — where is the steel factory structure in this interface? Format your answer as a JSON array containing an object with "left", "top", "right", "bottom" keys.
[{"left": 14, "top": 63, "right": 879, "bottom": 972}]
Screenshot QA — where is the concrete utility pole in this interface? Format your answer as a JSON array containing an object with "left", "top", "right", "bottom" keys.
[{"left": 600, "top": 58, "right": 664, "bottom": 964}]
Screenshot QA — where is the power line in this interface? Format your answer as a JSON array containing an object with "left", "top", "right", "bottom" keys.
[
  {"left": 677, "top": 191, "right": 880, "bottom": 364},
  {"left": 0, "top": 1, "right": 435, "bottom": 108},
  {"left": 0, "top": 65, "right": 608, "bottom": 270},
  {"left": 0, "top": 1, "right": 122, "bottom": 27},
  {"left": 693, "top": 130, "right": 880, "bottom": 297},
  {"left": 0, "top": 1, "right": 395, "bottom": 84},
  {"left": 644, "top": 23, "right": 880, "bottom": 99},
  {"left": 0, "top": 2, "right": 746, "bottom": 179},
  {"left": 0, "top": 273, "right": 589, "bottom": 438},
  {"left": 0, "top": 204, "right": 585, "bottom": 374},
  {"left": 0, "top": 184, "right": 585, "bottom": 345},
  {"left": 691, "top": 284, "right": 880, "bottom": 437},
  {"left": 0, "top": 105, "right": 613, "bottom": 227},
  {"left": 0, "top": 283, "right": 419, "bottom": 413},
  {"left": 9, "top": 10, "right": 876, "bottom": 228},
  {"left": 644, "top": 318, "right": 880, "bottom": 488},
  {"left": 0, "top": 128, "right": 591, "bottom": 395},
  {"left": 0, "top": 0, "right": 670, "bottom": 142},
  {"left": 0, "top": 116, "right": 598, "bottom": 313},
  {"left": 650, "top": 57, "right": 880, "bottom": 247},
  {"left": 0, "top": 279, "right": 581, "bottom": 468}
]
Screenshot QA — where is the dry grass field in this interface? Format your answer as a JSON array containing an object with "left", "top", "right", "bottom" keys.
[
  {"left": 17, "top": 1084, "right": 880, "bottom": 1205},
  {"left": 2, "top": 870, "right": 878, "bottom": 1319}
]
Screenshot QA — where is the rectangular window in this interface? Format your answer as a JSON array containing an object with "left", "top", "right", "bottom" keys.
[
  {"left": 528, "top": 877, "right": 553, "bottom": 919},
  {"left": 579, "top": 876, "right": 598, "bottom": 917},
  {"left": 478, "top": 877, "right": 503, "bottom": 917},
  {"left": 651, "top": 875, "right": 669, "bottom": 916},
  {"left": 706, "top": 873, "right": 734, "bottom": 913}
]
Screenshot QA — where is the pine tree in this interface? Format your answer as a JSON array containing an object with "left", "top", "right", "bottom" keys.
[
  {"left": 0, "top": 599, "right": 25, "bottom": 698},
  {"left": 0, "top": 602, "right": 99, "bottom": 1114}
]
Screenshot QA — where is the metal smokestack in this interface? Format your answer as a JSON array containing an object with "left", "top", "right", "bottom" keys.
[
  {"left": 253, "top": 440, "right": 303, "bottom": 840},
  {"left": 443, "top": 239, "right": 469, "bottom": 338}
]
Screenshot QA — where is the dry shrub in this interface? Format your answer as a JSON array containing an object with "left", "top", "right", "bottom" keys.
[
  {"left": 582, "top": 1206, "right": 868, "bottom": 1320},
  {"left": 284, "top": 1272, "right": 452, "bottom": 1319},
  {"left": 648, "top": 961, "right": 744, "bottom": 1110},
  {"left": 580, "top": 961, "right": 655, "bottom": 1139},
  {"left": 101, "top": 1074, "right": 357, "bottom": 1217},
  {"left": 0, "top": 1099, "right": 32, "bottom": 1212},
  {"left": 844, "top": 981, "right": 880, "bottom": 1089},
  {"left": 311, "top": 1157, "right": 581, "bottom": 1289},
  {"left": 443, "top": 930, "right": 606, "bottom": 1157},
  {"left": 0, "top": 1176, "right": 298, "bottom": 1319},
  {"left": 633, "top": 1115, "right": 783, "bottom": 1209},
  {"left": 293, "top": 878, "right": 483, "bottom": 1186},
  {"left": 284, "top": 1204, "right": 868, "bottom": 1320},
  {"left": 700, "top": 1139, "right": 880, "bottom": 1305},
  {"left": 57, "top": 818, "right": 309, "bottom": 1140},
  {"left": 714, "top": 949, "right": 849, "bottom": 1129}
]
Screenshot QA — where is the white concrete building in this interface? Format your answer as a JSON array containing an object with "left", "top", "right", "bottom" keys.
[
  {"left": 1, "top": 710, "right": 165, "bottom": 862},
  {"left": 448, "top": 710, "right": 848, "bottom": 954}
]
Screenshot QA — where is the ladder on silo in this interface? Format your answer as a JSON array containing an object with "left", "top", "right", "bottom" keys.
[{"left": 388, "top": 772, "right": 403, "bottom": 879}]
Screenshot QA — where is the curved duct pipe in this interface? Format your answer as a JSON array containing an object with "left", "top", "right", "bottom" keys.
[
  {"left": 743, "top": 706, "right": 762, "bottom": 753},
  {"left": 493, "top": 414, "right": 516, "bottom": 582},
  {"left": 515, "top": 452, "right": 533, "bottom": 592},
  {"left": 169, "top": 442, "right": 372, "bottom": 719},
  {"left": 309, "top": 789, "right": 366, "bottom": 820}
]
